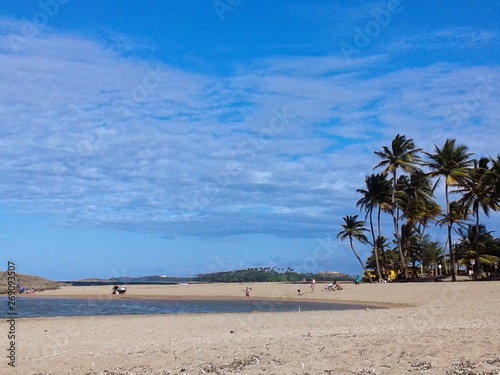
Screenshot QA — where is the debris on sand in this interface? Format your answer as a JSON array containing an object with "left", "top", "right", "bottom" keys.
[{"left": 410, "top": 361, "right": 434, "bottom": 372}]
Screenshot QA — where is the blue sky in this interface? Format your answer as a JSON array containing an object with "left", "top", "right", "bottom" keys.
[{"left": 0, "top": 1, "right": 499, "bottom": 280}]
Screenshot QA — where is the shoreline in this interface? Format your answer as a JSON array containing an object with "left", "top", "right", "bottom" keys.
[
  {"left": 8, "top": 290, "right": 407, "bottom": 309},
  {"left": 6, "top": 282, "right": 419, "bottom": 308}
]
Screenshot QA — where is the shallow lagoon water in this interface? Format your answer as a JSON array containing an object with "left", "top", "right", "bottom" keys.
[{"left": 1, "top": 297, "right": 375, "bottom": 318}]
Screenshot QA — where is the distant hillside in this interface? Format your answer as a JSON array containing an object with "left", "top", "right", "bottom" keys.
[
  {"left": 68, "top": 275, "right": 193, "bottom": 285},
  {"left": 107, "top": 275, "right": 192, "bottom": 283},
  {"left": 194, "top": 267, "right": 354, "bottom": 283},
  {"left": 0, "top": 272, "right": 64, "bottom": 294},
  {"left": 316, "top": 271, "right": 352, "bottom": 280},
  {"left": 78, "top": 278, "right": 107, "bottom": 282}
]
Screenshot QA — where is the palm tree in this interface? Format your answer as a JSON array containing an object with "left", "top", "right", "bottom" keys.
[
  {"left": 489, "top": 155, "right": 500, "bottom": 200},
  {"left": 456, "top": 157, "right": 500, "bottom": 275},
  {"left": 400, "top": 223, "right": 420, "bottom": 277},
  {"left": 374, "top": 134, "right": 422, "bottom": 277},
  {"left": 337, "top": 215, "right": 372, "bottom": 282},
  {"left": 455, "top": 224, "right": 500, "bottom": 278},
  {"left": 398, "top": 171, "right": 441, "bottom": 266},
  {"left": 399, "top": 171, "right": 440, "bottom": 227},
  {"left": 489, "top": 158, "right": 500, "bottom": 250},
  {"left": 420, "top": 237, "right": 445, "bottom": 277},
  {"left": 436, "top": 200, "right": 469, "bottom": 273},
  {"left": 425, "top": 139, "right": 473, "bottom": 281},
  {"left": 356, "top": 173, "right": 391, "bottom": 281},
  {"left": 375, "top": 235, "right": 392, "bottom": 271}
]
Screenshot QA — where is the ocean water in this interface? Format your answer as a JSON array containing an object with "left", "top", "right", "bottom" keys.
[{"left": 0, "top": 297, "right": 374, "bottom": 318}]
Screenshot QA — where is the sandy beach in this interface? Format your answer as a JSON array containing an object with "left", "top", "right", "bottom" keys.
[{"left": 1, "top": 281, "right": 499, "bottom": 374}]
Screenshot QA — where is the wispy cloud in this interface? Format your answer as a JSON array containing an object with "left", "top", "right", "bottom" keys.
[{"left": 388, "top": 28, "right": 499, "bottom": 52}]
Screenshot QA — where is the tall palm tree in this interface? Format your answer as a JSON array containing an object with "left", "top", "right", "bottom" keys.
[
  {"left": 337, "top": 215, "right": 372, "bottom": 282},
  {"left": 356, "top": 173, "right": 391, "bottom": 281},
  {"left": 374, "top": 134, "right": 422, "bottom": 277},
  {"left": 425, "top": 139, "right": 473, "bottom": 281}
]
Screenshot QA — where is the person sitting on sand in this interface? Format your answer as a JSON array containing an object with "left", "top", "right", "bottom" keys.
[
  {"left": 332, "top": 281, "right": 343, "bottom": 291},
  {"left": 297, "top": 289, "right": 303, "bottom": 296},
  {"left": 323, "top": 283, "right": 333, "bottom": 291},
  {"left": 111, "top": 285, "right": 127, "bottom": 295}
]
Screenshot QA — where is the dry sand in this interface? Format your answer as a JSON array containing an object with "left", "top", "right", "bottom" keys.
[{"left": 1, "top": 281, "right": 499, "bottom": 374}]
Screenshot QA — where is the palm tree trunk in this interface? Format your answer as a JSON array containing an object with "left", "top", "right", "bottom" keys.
[
  {"left": 474, "top": 203, "right": 480, "bottom": 279},
  {"left": 445, "top": 183, "right": 456, "bottom": 281},
  {"left": 417, "top": 223, "right": 427, "bottom": 277},
  {"left": 369, "top": 209, "right": 383, "bottom": 281},
  {"left": 442, "top": 236, "right": 450, "bottom": 274},
  {"left": 349, "top": 237, "right": 373, "bottom": 283},
  {"left": 391, "top": 170, "right": 407, "bottom": 277},
  {"left": 377, "top": 207, "right": 388, "bottom": 270}
]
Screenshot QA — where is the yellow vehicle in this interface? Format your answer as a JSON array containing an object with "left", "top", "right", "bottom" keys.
[
  {"left": 386, "top": 270, "right": 396, "bottom": 280},
  {"left": 363, "top": 270, "right": 396, "bottom": 282},
  {"left": 363, "top": 270, "right": 378, "bottom": 282}
]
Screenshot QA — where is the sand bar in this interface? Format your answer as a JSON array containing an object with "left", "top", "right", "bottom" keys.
[{"left": 1, "top": 281, "right": 499, "bottom": 374}]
